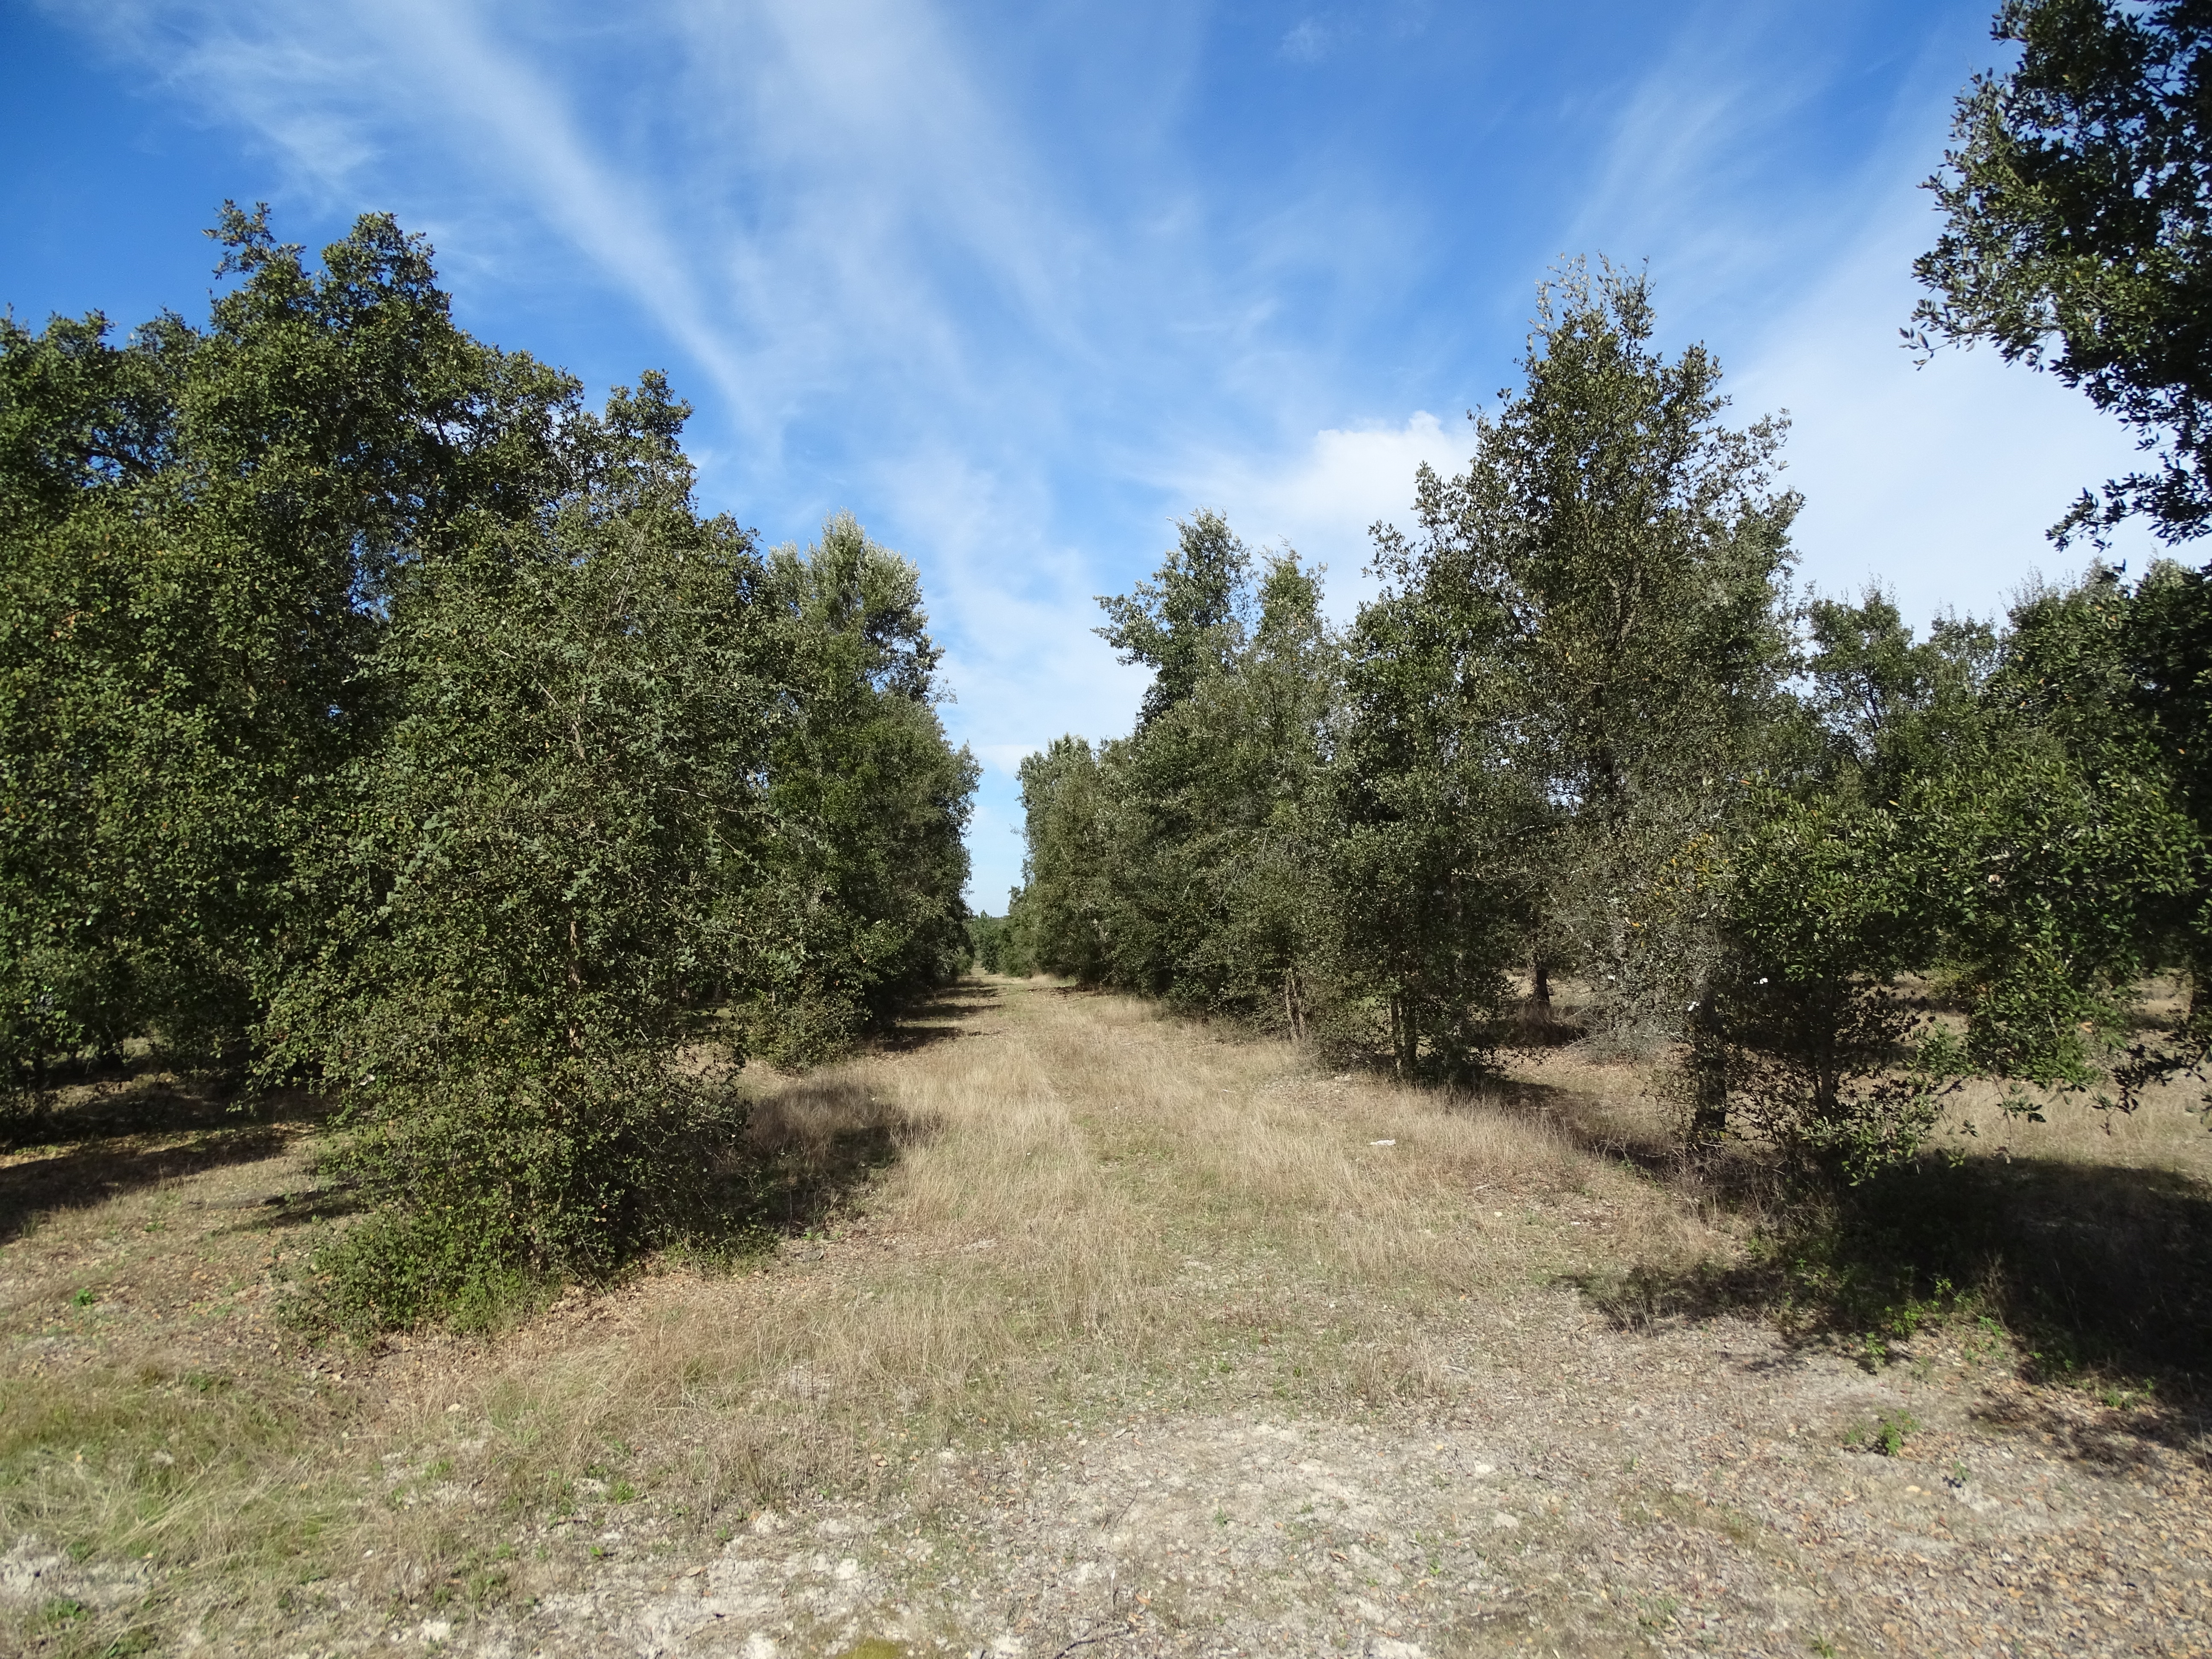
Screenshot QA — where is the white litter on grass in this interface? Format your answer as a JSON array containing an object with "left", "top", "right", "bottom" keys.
[{"left": 1369, "top": 1139, "right": 1396, "bottom": 1147}]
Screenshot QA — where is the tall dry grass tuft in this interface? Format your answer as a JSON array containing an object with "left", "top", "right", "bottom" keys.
[
  {"left": 0, "top": 976, "right": 1721, "bottom": 1646},
  {"left": 388, "top": 981, "right": 1705, "bottom": 1568}
]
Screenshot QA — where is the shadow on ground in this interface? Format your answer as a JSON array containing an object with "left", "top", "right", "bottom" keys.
[
  {"left": 731, "top": 981, "right": 992, "bottom": 1223},
  {"left": 873, "top": 982, "right": 1001, "bottom": 1053},
  {"left": 733, "top": 1074, "right": 943, "bottom": 1238},
  {"left": 0, "top": 1079, "right": 329, "bottom": 1247},
  {"left": 1575, "top": 1150, "right": 2212, "bottom": 1404},
  {"left": 1442, "top": 1068, "right": 1708, "bottom": 1190}
]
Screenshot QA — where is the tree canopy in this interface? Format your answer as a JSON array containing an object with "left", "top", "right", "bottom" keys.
[
  {"left": 1915, "top": 0, "right": 2212, "bottom": 544},
  {"left": 1005, "top": 257, "right": 2212, "bottom": 1182},
  {"left": 0, "top": 208, "right": 976, "bottom": 1328}
]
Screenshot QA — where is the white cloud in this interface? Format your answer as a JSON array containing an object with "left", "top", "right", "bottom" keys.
[
  {"left": 1173, "top": 411, "right": 1472, "bottom": 615},
  {"left": 1281, "top": 19, "right": 1331, "bottom": 63},
  {"left": 1735, "top": 187, "right": 2161, "bottom": 628},
  {"left": 1557, "top": 0, "right": 2153, "bottom": 626}
]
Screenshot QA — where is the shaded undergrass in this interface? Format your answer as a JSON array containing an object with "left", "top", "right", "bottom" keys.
[
  {"left": 1503, "top": 1024, "right": 2212, "bottom": 1406},
  {"left": 1584, "top": 1146, "right": 2212, "bottom": 1396}
]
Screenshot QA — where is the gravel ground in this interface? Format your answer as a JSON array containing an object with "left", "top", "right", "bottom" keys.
[{"left": 412, "top": 1297, "right": 2210, "bottom": 1659}]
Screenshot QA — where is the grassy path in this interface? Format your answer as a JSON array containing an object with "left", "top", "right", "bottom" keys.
[{"left": 4, "top": 979, "right": 2209, "bottom": 1656}]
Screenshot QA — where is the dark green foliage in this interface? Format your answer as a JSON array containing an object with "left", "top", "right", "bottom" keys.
[
  {"left": 1012, "top": 735, "right": 1115, "bottom": 985},
  {"left": 1707, "top": 565, "right": 2207, "bottom": 1173},
  {"left": 1915, "top": 0, "right": 2212, "bottom": 544},
  {"left": 1160, "top": 554, "right": 1341, "bottom": 1033},
  {"left": 1011, "top": 253, "right": 2208, "bottom": 1184},
  {"left": 1016, "top": 536, "right": 1341, "bottom": 1038},
  {"left": 1797, "top": 591, "right": 1999, "bottom": 801},
  {"left": 1362, "top": 259, "right": 1799, "bottom": 1072},
  {"left": 1696, "top": 792, "right": 1958, "bottom": 1177},
  {"left": 1034, "top": 518, "right": 1343, "bottom": 1035},
  {"left": 1332, "top": 540, "right": 1537, "bottom": 1074},
  {"left": 1012, "top": 268, "right": 1805, "bottom": 1082},
  {"left": 269, "top": 375, "right": 771, "bottom": 1327},
  {"left": 967, "top": 912, "right": 1028, "bottom": 976},
  {"left": 743, "top": 514, "right": 978, "bottom": 1065},
  {"left": 1944, "top": 567, "right": 2205, "bottom": 1090},
  {"left": 0, "top": 205, "right": 572, "bottom": 1091},
  {"left": 1390, "top": 261, "right": 1799, "bottom": 825},
  {"left": 1, "top": 211, "right": 976, "bottom": 1327},
  {"left": 1685, "top": 593, "right": 1984, "bottom": 1172},
  {"left": 1097, "top": 550, "right": 1338, "bottom": 1016},
  {"left": 1095, "top": 509, "right": 1252, "bottom": 729},
  {"left": 1013, "top": 268, "right": 1807, "bottom": 1082}
]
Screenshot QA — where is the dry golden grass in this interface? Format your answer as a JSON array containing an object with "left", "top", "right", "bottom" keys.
[
  {"left": 8, "top": 974, "right": 2211, "bottom": 1654},
  {"left": 0, "top": 977, "right": 1708, "bottom": 1652},
  {"left": 418, "top": 979, "right": 1705, "bottom": 1520}
]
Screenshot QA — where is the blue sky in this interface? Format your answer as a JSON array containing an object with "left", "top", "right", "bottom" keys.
[{"left": 2, "top": 0, "right": 2163, "bottom": 908}]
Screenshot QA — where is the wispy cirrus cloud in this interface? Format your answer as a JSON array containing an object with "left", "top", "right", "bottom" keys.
[
  {"left": 1169, "top": 411, "right": 1472, "bottom": 615},
  {"left": 1736, "top": 184, "right": 2162, "bottom": 623},
  {"left": 1548, "top": 0, "right": 2148, "bottom": 624},
  {"left": 29, "top": 0, "right": 2145, "bottom": 909}
]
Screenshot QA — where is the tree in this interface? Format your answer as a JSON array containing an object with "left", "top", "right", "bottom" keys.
[
  {"left": 1937, "top": 567, "right": 2203, "bottom": 1089},
  {"left": 1914, "top": 0, "right": 2212, "bottom": 544},
  {"left": 967, "top": 911, "right": 1029, "bottom": 976},
  {"left": 1372, "top": 259, "right": 1799, "bottom": 1082},
  {"left": 1095, "top": 510, "right": 1252, "bottom": 729},
  {"left": 1708, "top": 569, "right": 2205, "bottom": 1176},
  {"left": 0, "top": 205, "right": 573, "bottom": 1097},
  {"left": 1092, "top": 549, "right": 1339, "bottom": 1025},
  {"left": 1011, "top": 736, "right": 1114, "bottom": 983},
  {"left": 2119, "top": 557, "right": 2212, "bottom": 1015},
  {"left": 3, "top": 209, "right": 983, "bottom": 1329},
  {"left": 1334, "top": 535, "right": 1538, "bottom": 1076},
  {"left": 267, "top": 374, "right": 776, "bottom": 1329},
  {"left": 747, "top": 513, "right": 979, "bottom": 1062},
  {"left": 1013, "top": 533, "right": 1343, "bottom": 1039}
]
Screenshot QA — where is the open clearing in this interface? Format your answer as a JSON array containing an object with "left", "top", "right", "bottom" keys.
[{"left": 4, "top": 978, "right": 2210, "bottom": 1657}]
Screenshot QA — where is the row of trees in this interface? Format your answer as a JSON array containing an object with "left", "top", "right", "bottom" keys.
[
  {"left": 990, "top": 257, "right": 2210, "bottom": 1177},
  {"left": 0, "top": 208, "right": 976, "bottom": 1324}
]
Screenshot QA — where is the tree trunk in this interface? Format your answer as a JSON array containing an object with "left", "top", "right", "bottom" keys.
[
  {"left": 1391, "top": 993, "right": 1419, "bottom": 1077},
  {"left": 1531, "top": 956, "right": 1552, "bottom": 1023},
  {"left": 1688, "top": 997, "right": 1727, "bottom": 1142}
]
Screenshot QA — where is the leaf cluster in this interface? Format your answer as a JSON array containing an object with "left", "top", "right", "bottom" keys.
[
  {"left": 0, "top": 210, "right": 977, "bottom": 1324},
  {"left": 1915, "top": 0, "right": 2212, "bottom": 543}
]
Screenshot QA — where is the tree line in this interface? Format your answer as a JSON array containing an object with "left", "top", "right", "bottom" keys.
[
  {"left": 984, "top": 0, "right": 2212, "bottom": 1179},
  {"left": 985, "top": 250, "right": 2211, "bottom": 1180},
  {"left": 0, "top": 207, "right": 977, "bottom": 1327}
]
